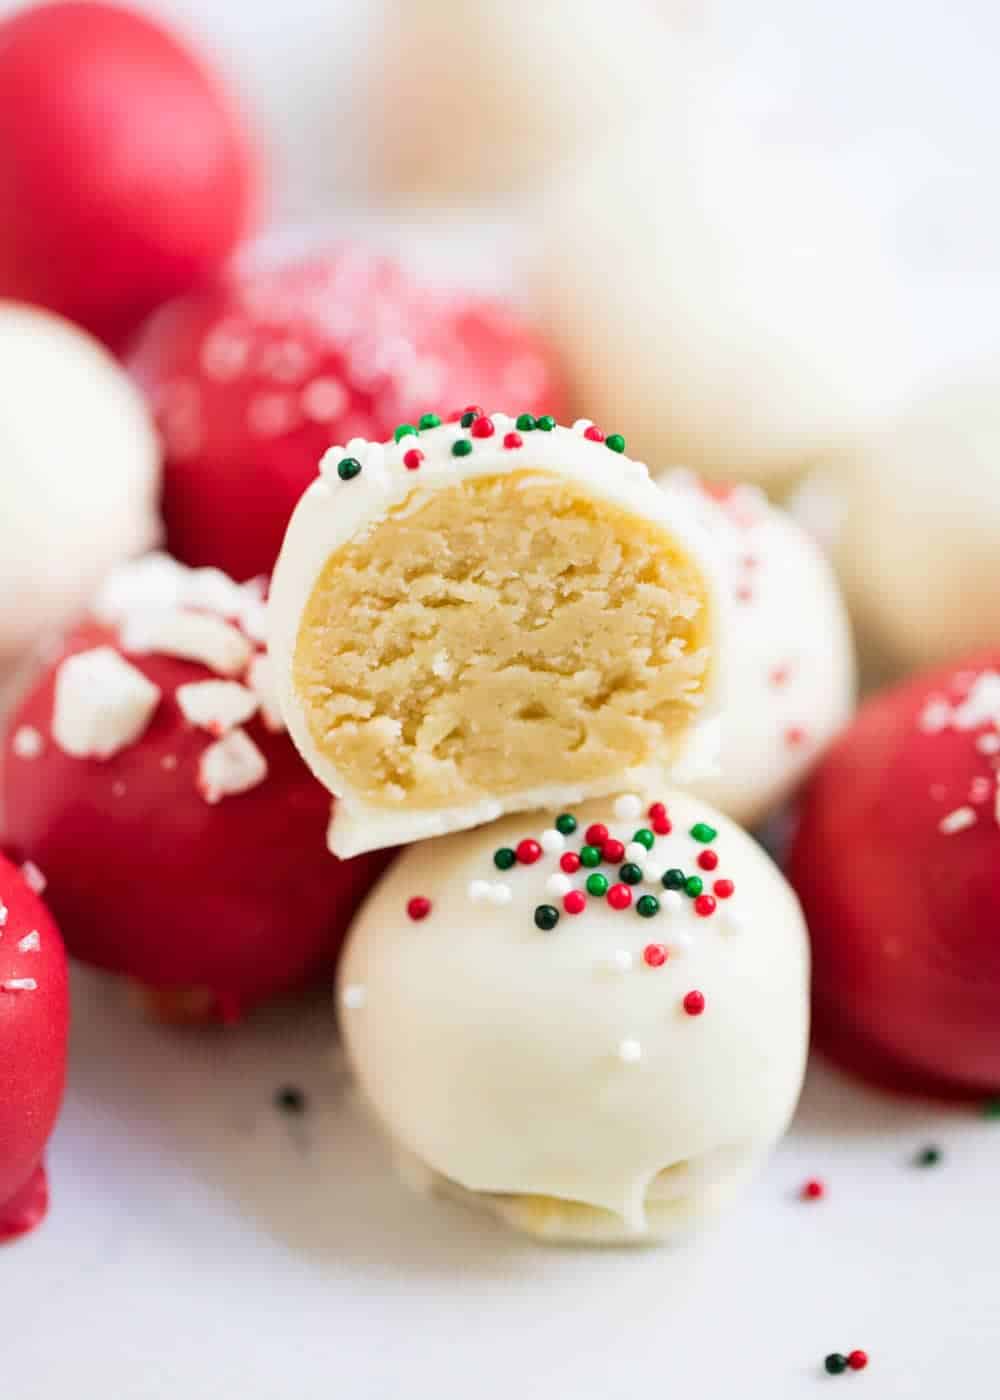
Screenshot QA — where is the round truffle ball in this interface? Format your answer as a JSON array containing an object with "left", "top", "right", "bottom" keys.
[
  {"left": 789, "top": 654, "right": 1000, "bottom": 1097},
  {"left": 128, "top": 250, "right": 565, "bottom": 581},
  {"left": 0, "top": 1, "right": 259, "bottom": 348},
  {"left": 0, "top": 854, "right": 69, "bottom": 1243},
  {"left": 0, "top": 304, "right": 160, "bottom": 674},
  {"left": 824, "top": 379, "right": 1000, "bottom": 674},
  {"left": 533, "top": 99, "right": 910, "bottom": 489},
  {"left": 337, "top": 791, "right": 809, "bottom": 1243},
  {"left": 1, "top": 557, "right": 390, "bottom": 1023},
  {"left": 658, "top": 474, "right": 855, "bottom": 827}
]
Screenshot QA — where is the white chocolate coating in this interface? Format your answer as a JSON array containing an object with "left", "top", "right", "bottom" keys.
[
  {"left": 338, "top": 791, "right": 810, "bottom": 1243},
  {"left": 269, "top": 418, "right": 727, "bottom": 857},
  {"left": 0, "top": 303, "right": 160, "bottom": 672},
  {"left": 822, "top": 378, "right": 1000, "bottom": 674},
  {"left": 658, "top": 473, "right": 855, "bottom": 826}
]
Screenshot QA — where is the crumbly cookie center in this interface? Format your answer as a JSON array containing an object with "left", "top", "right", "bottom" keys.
[{"left": 293, "top": 471, "right": 712, "bottom": 808}]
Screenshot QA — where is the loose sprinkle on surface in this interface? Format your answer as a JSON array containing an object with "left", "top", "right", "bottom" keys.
[{"left": 407, "top": 896, "right": 432, "bottom": 921}]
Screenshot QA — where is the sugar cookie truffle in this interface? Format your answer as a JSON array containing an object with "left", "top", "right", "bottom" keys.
[
  {"left": 789, "top": 654, "right": 1000, "bottom": 1098},
  {"left": 269, "top": 416, "right": 725, "bottom": 857},
  {"left": 0, "top": 853, "right": 69, "bottom": 1243},
  {"left": 338, "top": 792, "right": 810, "bottom": 1243},
  {"left": 1, "top": 556, "right": 389, "bottom": 1024},
  {"left": 0, "top": 303, "right": 160, "bottom": 673},
  {"left": 658, "top": 474, "right": 855, "bottom": 826}
]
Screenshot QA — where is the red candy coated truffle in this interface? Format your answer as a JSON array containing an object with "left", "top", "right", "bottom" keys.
[
  {"left": 128, "top": 250, "right": 565, "bottom": 579},
  {"left": 789, "top": 652, "right": 1000, "bottom": 1097},
  {"left": 0, "top": 1, "right": 259, "bottom": 348},
  {"left": 0, "top": 855, "right": 69, "bottom": 1243}
]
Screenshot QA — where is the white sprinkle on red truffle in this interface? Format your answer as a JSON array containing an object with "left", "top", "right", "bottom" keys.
[
  {"left": 17, "top": 931, "right": 40, "bottom": 953},
  {"left": 197, "top": 729, "right": 268, "bottom": 803},
  {"left": 21, "top": 861, "right": 46, "bottom": 894},
  {"left": 11, "top": 725, "right": 43, "bottom": 759},
  {"left": 939, "top": 805, "right": 977, "bottom": 835}
]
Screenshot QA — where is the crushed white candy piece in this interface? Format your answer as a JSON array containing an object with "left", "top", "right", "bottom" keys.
[
  {"left": 918, "top": 698, "right": 951, "bottom": 733},
  {"left": 952, "top": 672, "right": 1000, "bottom": 731},
  {"left": 977, "top": 732, "right": 1000, "bottom": 755},
  {"left": 618, "top": 1038, "right": 642, "bottom": 1064},
  {"left": 539, "top": 828, "right": 566, "bottom": 854},
  {"left": 21, "top": 861, "right": 46, "bottom": 894},
  {"left": 246, "top": 654, "right": 284, "bottom": 732},
  {"left": 12, "top": 726, "right": 43, "bottom": 759},
  {"left": 17, "top": 931, "right": 40, "bottom": 953},
  {"left": 52, "top": 648, "right": 161, "bottom": 759},
  {"left": 546, "top": 873, "right": 572, "bottom": 897},
  {"left": 176, "top": 680, "right": 258, "bottom": 735},
  {"left": 0, "top": 901, "right": 7, "bottom": 928},
  {"left": 625, "top": 842, "right": 648, "bottom": 864},
  {"left": 2, "top": 978, "right": 37, "bottom": 992},
  {"left": 938, "top": 805, "right": 976, "bottom": 835},
  {"left": 197, "top": 729, "right": 268, "bottom": 804},
  {"left": 127, "top": 610, "right": 252, "bottom": 677},
  {"left": 341, "top": 984, "right": 366, "bottom": 1010},
  {"left": 613, "top": 794, "right": 642, "bottom": 821},
  {"left": 486, "top": 883, "right": 512, "bottom": 906},
  {"left": 468, "top": 880, "right": 491, "bottom": 902},
  {"left": 238, "top": 597, "right": 269, "bottom": 645}
]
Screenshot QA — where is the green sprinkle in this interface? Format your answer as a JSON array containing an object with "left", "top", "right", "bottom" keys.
[
  {"left": 460, "top": 410, "right": 478, "bottom": 428},
  {"left": 983, "top": 1098, "right": 1000, "bottom": 1119},
  {"left": 336, "top": 456, "right": 362, "bottom": 481},
  {"left": 605, "top": 433, "right": 626, "bottom": 453},
  {"left": 619, "top": 863, "right": 643, "bottom": 886},
  {"left": 684, "top": 875, "right": 704, "bottom": 898},
  {"left": 690, "top": 822, "right": 717, "bottom": 844},
  {"left": 579, "top": 845, "right": 602, "bottom": 868},
  {"left": 915, "top": 1145, "right": 942, "bottom": 1167},
  {"left": 394, "top": 424, "right": 417, "bottom": 442},
  {"left": 534, "top": 904, "right": 559, "bottom": 931},
  {"left": 662, "top": 868, "right": 686, "bottom": 891},
  {"left": 515, "top": 413, "right": 537, "bottom": 431},
  {"left": 555, "top": 813, "right": 577, "bottom": 836},
  {"left": 536, "top": 414, "right": 556, "bottom": 432},
  {"left": 418, "top": 412, "right": 441, "bottom": 430},
  {"left": 586, "top": 872, "right": 609, "bottom": 897},
  {"left": 631, "top": 828, "right": 655, "bottom": 851},
  {"left": 824, "top": 1356, "right": 848, "bottom": 1377},
  {"left": 452, "top": 439, "right": 473, "bottom": 457},
  {"left": 636, "top": 894, "right": 660, "bottom": 918},
  {"left": 493, "top": 847, "right": 516, "bottom": 871}
]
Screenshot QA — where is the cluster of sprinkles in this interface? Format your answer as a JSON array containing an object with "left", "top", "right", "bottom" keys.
[
  {"left": 333, "top": 408, "right": 628, "bottom": 483},
  {"left": 917, "top": 669, "right": 1000, "bottom": 835},
  {"left": 824, "top": 1352, "right": 869, "bottom": 1376},
  {"left": 0, "top": 869, "right": 44, "bottom": 994}
]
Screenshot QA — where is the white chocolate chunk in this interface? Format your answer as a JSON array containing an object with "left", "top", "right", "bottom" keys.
[
  {"left": 197, "top": 728, "right": 268, "bottom": 804},
  {"left": 53, "top": 647, "right": 161, "bottom": 759},
  {"left": 126, "top": 610, "right": 252, "bottom": 677},
  {"left": 17, "top": 931, "right": 40, "bottom": 953},
  {"left": 246, "top": 653, "right": 285, "bottom": 732},
  {"left": 176, "top": 680, "right": 258, "bottom": 735}
]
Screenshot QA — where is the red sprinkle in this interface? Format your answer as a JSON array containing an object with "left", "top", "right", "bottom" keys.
[
  {"left": 697, "top": 849, "right": 719, "bottom": 871},
  {"left": 735, "top": 585, "right": 753, "bottom": 603},
  {"left": 652, "top": 814, "right": 672, "bottom": 835},
  {"left": 785, "top": 725, "right": 809, "bottom": 748},
  {"left": 770, "top": 664, "right": 791, "bottom": 688},
  {"left": 602, "top": 838, "right": 625, "bottom": 864},
  {"left": 714, "top": 879, "right": 735, "bottom": 899},
  {"left": 801, "top": 1179, "right": 825, "bottom": 1201},
  {"left": 648, "top": 802, "right": 667, "bottom": 821},
  {"left": 847, "top": 1352, "right": 868, "bottom": 1373},
  {"left": 564, "top": 890, "right": 586, "bottom": 916},
  {"left": 516, "top": 838, "right": 542, "bottom": 865},
  {"left": 503, "top": 431, "right": 523, "bottom": 450},
  {"left": 694, "top": 895, "right": 717, "bottom": 917},
  {"left": 560, "top": 851, "right": 581, "bottom": 874},
  {"left": 585, "top": 823, "right": 609, "bottom": 847},
  {"left": 683, "top": 990, "right": 706, "bottom": 1016},
  {"left": 607, "top": 883, "right": 632, "bottom": 911},
  {"left": 407, "top": 896, "right": 432, "bottom": 921},
  {"left": 403, "top": 448, "right": 424, "bottom": 471},
  {"left": 583, "top": 424, "right": 605, "bottom": 442},
  {"left": 643, "top": 943, "right": 667, "bottom": 967},
  {"left": 471, "top": 415, "right": 495, "bottom": 438}
]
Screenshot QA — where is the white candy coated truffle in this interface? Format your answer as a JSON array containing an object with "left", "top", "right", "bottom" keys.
[
  {"left": 337, "top": 792, "right": 809, "bottom": 1244},
  {"left": 659, "top": 473, "right": 855, "bottom": 826},
  {"left": 0, "top": 303, "right": 160, "bottom": 670}
]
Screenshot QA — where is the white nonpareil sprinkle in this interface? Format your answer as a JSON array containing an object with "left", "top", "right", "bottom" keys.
[
  {"left": 539, "top": 828, "right": 566, "bottom": 854},
  {"left": 341, "top": 984, "right": 366, "bottom": 1010},
  {"left": 486, "top": 883, "right": 512, "bottom": 906},
  {"left": 977, "top": 732, "right": 1000, "bottom": 755},
  {"left": 246, "top": 654, "right": 285, "bottom": 732},
  {"left": 21, "top": 862, "right": 46, "bottom": 894},
  {"left": 625, "top": 842, "right": 648, "bottom": 865},
  {"left": 468, "top": 881, "right": 490, "bottom": 902},
  {"left": 17, "top": 931, "right": 40, "bottom": 953},
  {"left": 613, "top": 794, "right": 643, "bottom": 822},
  {"left": 2, "top": 978, "right": 37, "bottom": 992},
  {"left": 126, "top": 610, "right": 252, "bottom": 678},
  {"left": 938, "top": 806, "right": 977, "bottom": 835},
  {"left": 641, "top": 863, "right": 662, "bottom": 885},
  {"left": 12, "top": 726, "right": 43, "bottom": 759},
  {"left": 546, "top": 873, "right": 572, "bottom": 897},
  {"left": 661, "top": 891, "right": 684, "bottom": 914},
  {"left": 618, "top": 1038, "right": 642, "bottom": 1064},
  {"left": 52, "top": 647, "right": 161, "bottom": 759},
  {"left": 197, "top": 729, "right": 268, "bottom": 804},
  {"left": 176, "top": 680, "right": 258, "bottom": 735}
]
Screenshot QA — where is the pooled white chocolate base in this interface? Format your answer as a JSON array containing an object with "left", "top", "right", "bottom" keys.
[
  {"left": 270, "top": 418, "right": 726, "bottom": 858},
  {"left": 337, "top": 792, "right": 809, "bottom": 1244}
]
